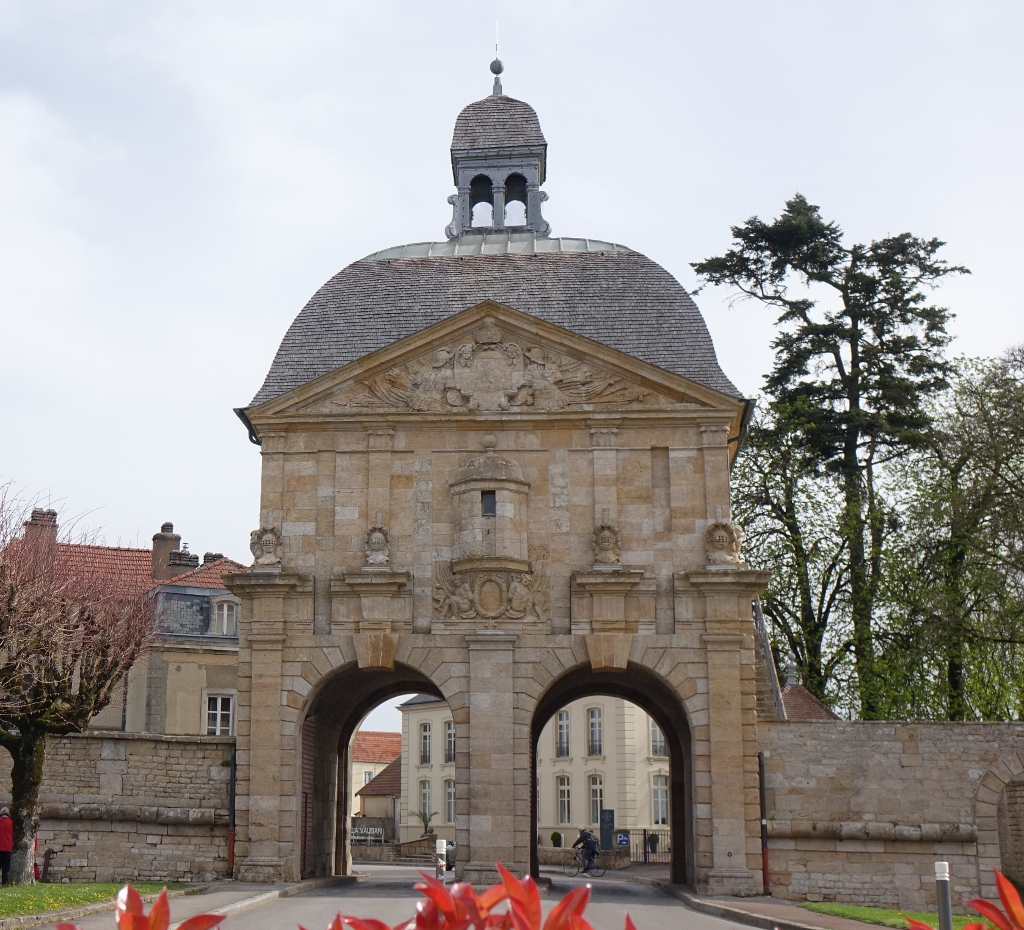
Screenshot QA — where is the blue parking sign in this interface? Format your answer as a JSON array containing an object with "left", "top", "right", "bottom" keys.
[{"left": 615, "top": 831, "right": 630, "bottom": 847}]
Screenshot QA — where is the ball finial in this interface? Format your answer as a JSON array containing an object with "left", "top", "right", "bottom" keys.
[{"left": 490, "top": 58, "right": 504, "bottom": 75}]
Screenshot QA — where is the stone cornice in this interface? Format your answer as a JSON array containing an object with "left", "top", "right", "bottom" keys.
[
  {"left": 224, "top": 571, "right": 314, "bottom": 597},
  {"left": 677, "top": 568, "right": 770, "bottom": 597},
  {"left": 572, "top": 569, "right": 646, "bottom": 595},
  {"left": 451, "top": 556, "right": 531, "bottom": 575},
  {"left": 341, "top": 570, "right": 411, "bottom": 596}
]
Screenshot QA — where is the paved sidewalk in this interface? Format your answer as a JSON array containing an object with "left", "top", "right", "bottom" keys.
[{"left": 665, "top": 892, "right": 894, "bottom": 930}]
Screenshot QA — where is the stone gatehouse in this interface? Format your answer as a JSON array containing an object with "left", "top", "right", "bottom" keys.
[{"left": 226, "top": 73, "right": 768, "bottom": 894}]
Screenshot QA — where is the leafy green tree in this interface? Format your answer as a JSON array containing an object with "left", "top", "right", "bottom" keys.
[
  {"left": 732, "top": 408, "right": 851, "bottom": 704},
  {"left": 694, "top": 194, "right": 967, "bottom": 716},
  {"left": 877, "top": 351, "right": 1024, "bottom": 720}
]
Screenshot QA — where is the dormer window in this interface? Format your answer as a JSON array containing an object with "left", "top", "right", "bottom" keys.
[
  {"left": 481, "top": 490, "right": 496, "bottom": 517},
  {"left": 214, "top": 601, "right": 238, "bottom": 636}
]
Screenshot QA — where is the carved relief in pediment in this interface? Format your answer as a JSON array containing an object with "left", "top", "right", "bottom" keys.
[{"left": 318, "top": 317, "right": 676, "bottom": 414}]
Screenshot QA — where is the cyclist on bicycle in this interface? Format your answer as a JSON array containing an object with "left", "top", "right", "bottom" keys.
[{"left": 572, "top": 826, "right": 599, "bottom": 874}]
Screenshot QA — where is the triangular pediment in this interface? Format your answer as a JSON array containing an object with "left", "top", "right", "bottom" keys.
[{"left": 253, "top": 301, "right": 740, "bottom": 419}]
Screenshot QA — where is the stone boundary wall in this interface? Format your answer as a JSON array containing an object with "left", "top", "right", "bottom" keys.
[
  {"left": 760, "top": 720, "right": 1024, "bottom": 911},
  {"left": 0, "top": 731, "right": 234, "bottom": 883}
]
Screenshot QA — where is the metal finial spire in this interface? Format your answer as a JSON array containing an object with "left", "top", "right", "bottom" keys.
[{"left": 490, "top": 22, "right": 503, "bottom": 96}]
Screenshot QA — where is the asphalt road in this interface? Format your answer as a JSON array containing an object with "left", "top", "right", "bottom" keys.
[{"left": 224, "top": 866, "right": 749, "bottom": 930}]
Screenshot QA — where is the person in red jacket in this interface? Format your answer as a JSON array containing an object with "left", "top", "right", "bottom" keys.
[{"left": 0, "top": 807, "right": 13, "bottom": 885}]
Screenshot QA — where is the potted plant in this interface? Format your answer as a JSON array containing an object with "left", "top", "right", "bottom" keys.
[
  {"left": 551, "top": 831, "right": 563, "bottom": 848},
  {"left": 648, "top": 833, "right": 659, "bottom": 853},
  {"left": 414, "top": 809, "right": 438, "bottom": 837}
]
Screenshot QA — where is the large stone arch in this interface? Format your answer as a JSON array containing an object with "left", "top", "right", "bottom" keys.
[
  {"left": 528, "top": 658, "right": 695, "bottom": 886},
  {"left": 294, "top": 658, "right": 452, "bottom": 878},
  {"left": 976, "top": 748, "right": 1024, "bottom": 901}
]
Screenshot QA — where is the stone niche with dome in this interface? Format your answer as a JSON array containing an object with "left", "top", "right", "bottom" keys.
[{"left": 226, "top": 65, "right": 770, "bottom": 896}]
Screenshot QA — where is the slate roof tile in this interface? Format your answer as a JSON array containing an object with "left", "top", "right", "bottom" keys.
[
  {"left": 451, "top": 95, "right": 545, "bottom": 150},
  {"left": 250, "top": 247, "right": 742, "bottom": 406}
]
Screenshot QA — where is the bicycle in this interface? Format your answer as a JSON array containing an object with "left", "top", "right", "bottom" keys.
[{"left": 563, "top": 848, "right": 606, "bottom": 878}]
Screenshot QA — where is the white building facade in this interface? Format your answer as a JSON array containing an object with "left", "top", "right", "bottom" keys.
[
  {"left": 399, "top": 695, "right": 457, "bottom": 844},
  {"left": 536, "top": 697, "right": 670, "bottom": 848},
  {"left": 398, "top": 693, "right": 669, "bottom": 851}
]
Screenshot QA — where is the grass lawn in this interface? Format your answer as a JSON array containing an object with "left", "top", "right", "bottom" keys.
[
  {"left": 0, "top": 882, "right": 189, "bottom": 919},
  {"left": 800, "top": 902, "right": 976, "bottom": 930}
]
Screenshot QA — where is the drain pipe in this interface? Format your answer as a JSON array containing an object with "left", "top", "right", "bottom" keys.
[
  {"left": 758, "top": 751, "right": 770, "bottom": 894},
  {"left": 227, "top": 745, "right": 237, "bottom": 876}
]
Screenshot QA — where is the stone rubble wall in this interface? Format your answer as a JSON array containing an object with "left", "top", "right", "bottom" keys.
[
  {"left": 760, "top": 720, "right": 1024, "bottom": 911},
  {"left": 0, "top": 731, "right": 233, "bottom": 883}
]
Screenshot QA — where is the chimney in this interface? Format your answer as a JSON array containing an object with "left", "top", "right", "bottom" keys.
[
  {"left": 169, "top": 543, "right": 200, "bottom": 575},
  {"left": 203, "top": 552, "right": 224, "bottom": 564},
  {"left": 151, "top": 522, "right": 180, "bottom": 580},
  {"left": 23, "top": 508, "right": 58, "bottom": 547}
]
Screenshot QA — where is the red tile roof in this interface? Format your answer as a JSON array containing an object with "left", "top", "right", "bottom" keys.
[
  {"left": 158, "top": 557, "right": 246, "bottom": 591},
  {"left": 782, "top": 683, "right": 840, "bottom": 721},
  {"left": 351, "top": 730, "right": 402, "bottom": 764},
  {"left": 53, "top": 543, "right": 154, "bottom": 598},
  {"left": 357, "top": 757, "right": 401, "bottom": 797}
]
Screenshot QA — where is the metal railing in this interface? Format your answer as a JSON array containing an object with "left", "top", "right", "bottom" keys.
[
  {"left": 555, "top": 740, "right": 570, "bottom": 758},
  {"left": 587, "top": 740, "right": 603, "bottom": 757},
  {"left": 631, "top": 829, "right": 670, "bottom": 864},
  {"left": 753, "top": 597, "right": 787, "bottom": 720}
]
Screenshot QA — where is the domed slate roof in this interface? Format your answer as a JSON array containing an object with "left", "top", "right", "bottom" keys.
[
  {"left": 451, "top": 95, "right": 546, "bottom": 151},
  {"left": 249, "top": 233, "right": 742, "bottom": 407}
]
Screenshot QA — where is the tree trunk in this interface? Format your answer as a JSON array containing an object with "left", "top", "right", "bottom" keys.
[
  {"left": 8, "top": 728, "right": 46, "bottom": 883},
  {"left": 843, "top": 463, "right": 879, "bottom": 718}
]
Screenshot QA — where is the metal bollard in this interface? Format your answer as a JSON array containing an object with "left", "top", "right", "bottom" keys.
[
  {"left": 936, "top": 862, "right": 953, "bottom": 930},
  {"left": 436, "top": 837, "right": 447, "bottom": 881}
]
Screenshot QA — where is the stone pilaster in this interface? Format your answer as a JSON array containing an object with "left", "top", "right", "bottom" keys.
[
  {"left": 225, "top": 571, "right": 313, "bottom": 882},
  {"left": 699, "top": 423, "right": 732, "bottom": 522},
  {"left": 684, "top": 568, "right": 770, "bottom": 895},
  {"left": 572, "top": 570, "right": 645, "bottom": 632},
  {"left": 590, "top": 426, "right": 619, "bottom": 528},
  {"left": 367, "top": 428, "right": 394, "bottom": 530},
  {"left": 462, "top": 632, "right": 519, "bottom": 885}
]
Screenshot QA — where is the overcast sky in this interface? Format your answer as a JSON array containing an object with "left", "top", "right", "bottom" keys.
[{"left": 2, "top": 0, "right": 1022, "bottom": 571}]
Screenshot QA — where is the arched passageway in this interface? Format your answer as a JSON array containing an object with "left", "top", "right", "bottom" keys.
[
  {"left": 530, "top": 662, "right": 693, "bottom": 886},
  {"left": 299, "top": 662, "right": 445, "bottom": 878}
]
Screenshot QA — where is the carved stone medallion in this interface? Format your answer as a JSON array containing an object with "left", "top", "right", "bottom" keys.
[{"left": 433, "top": 560, "right": 548, "bottom": 628}]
